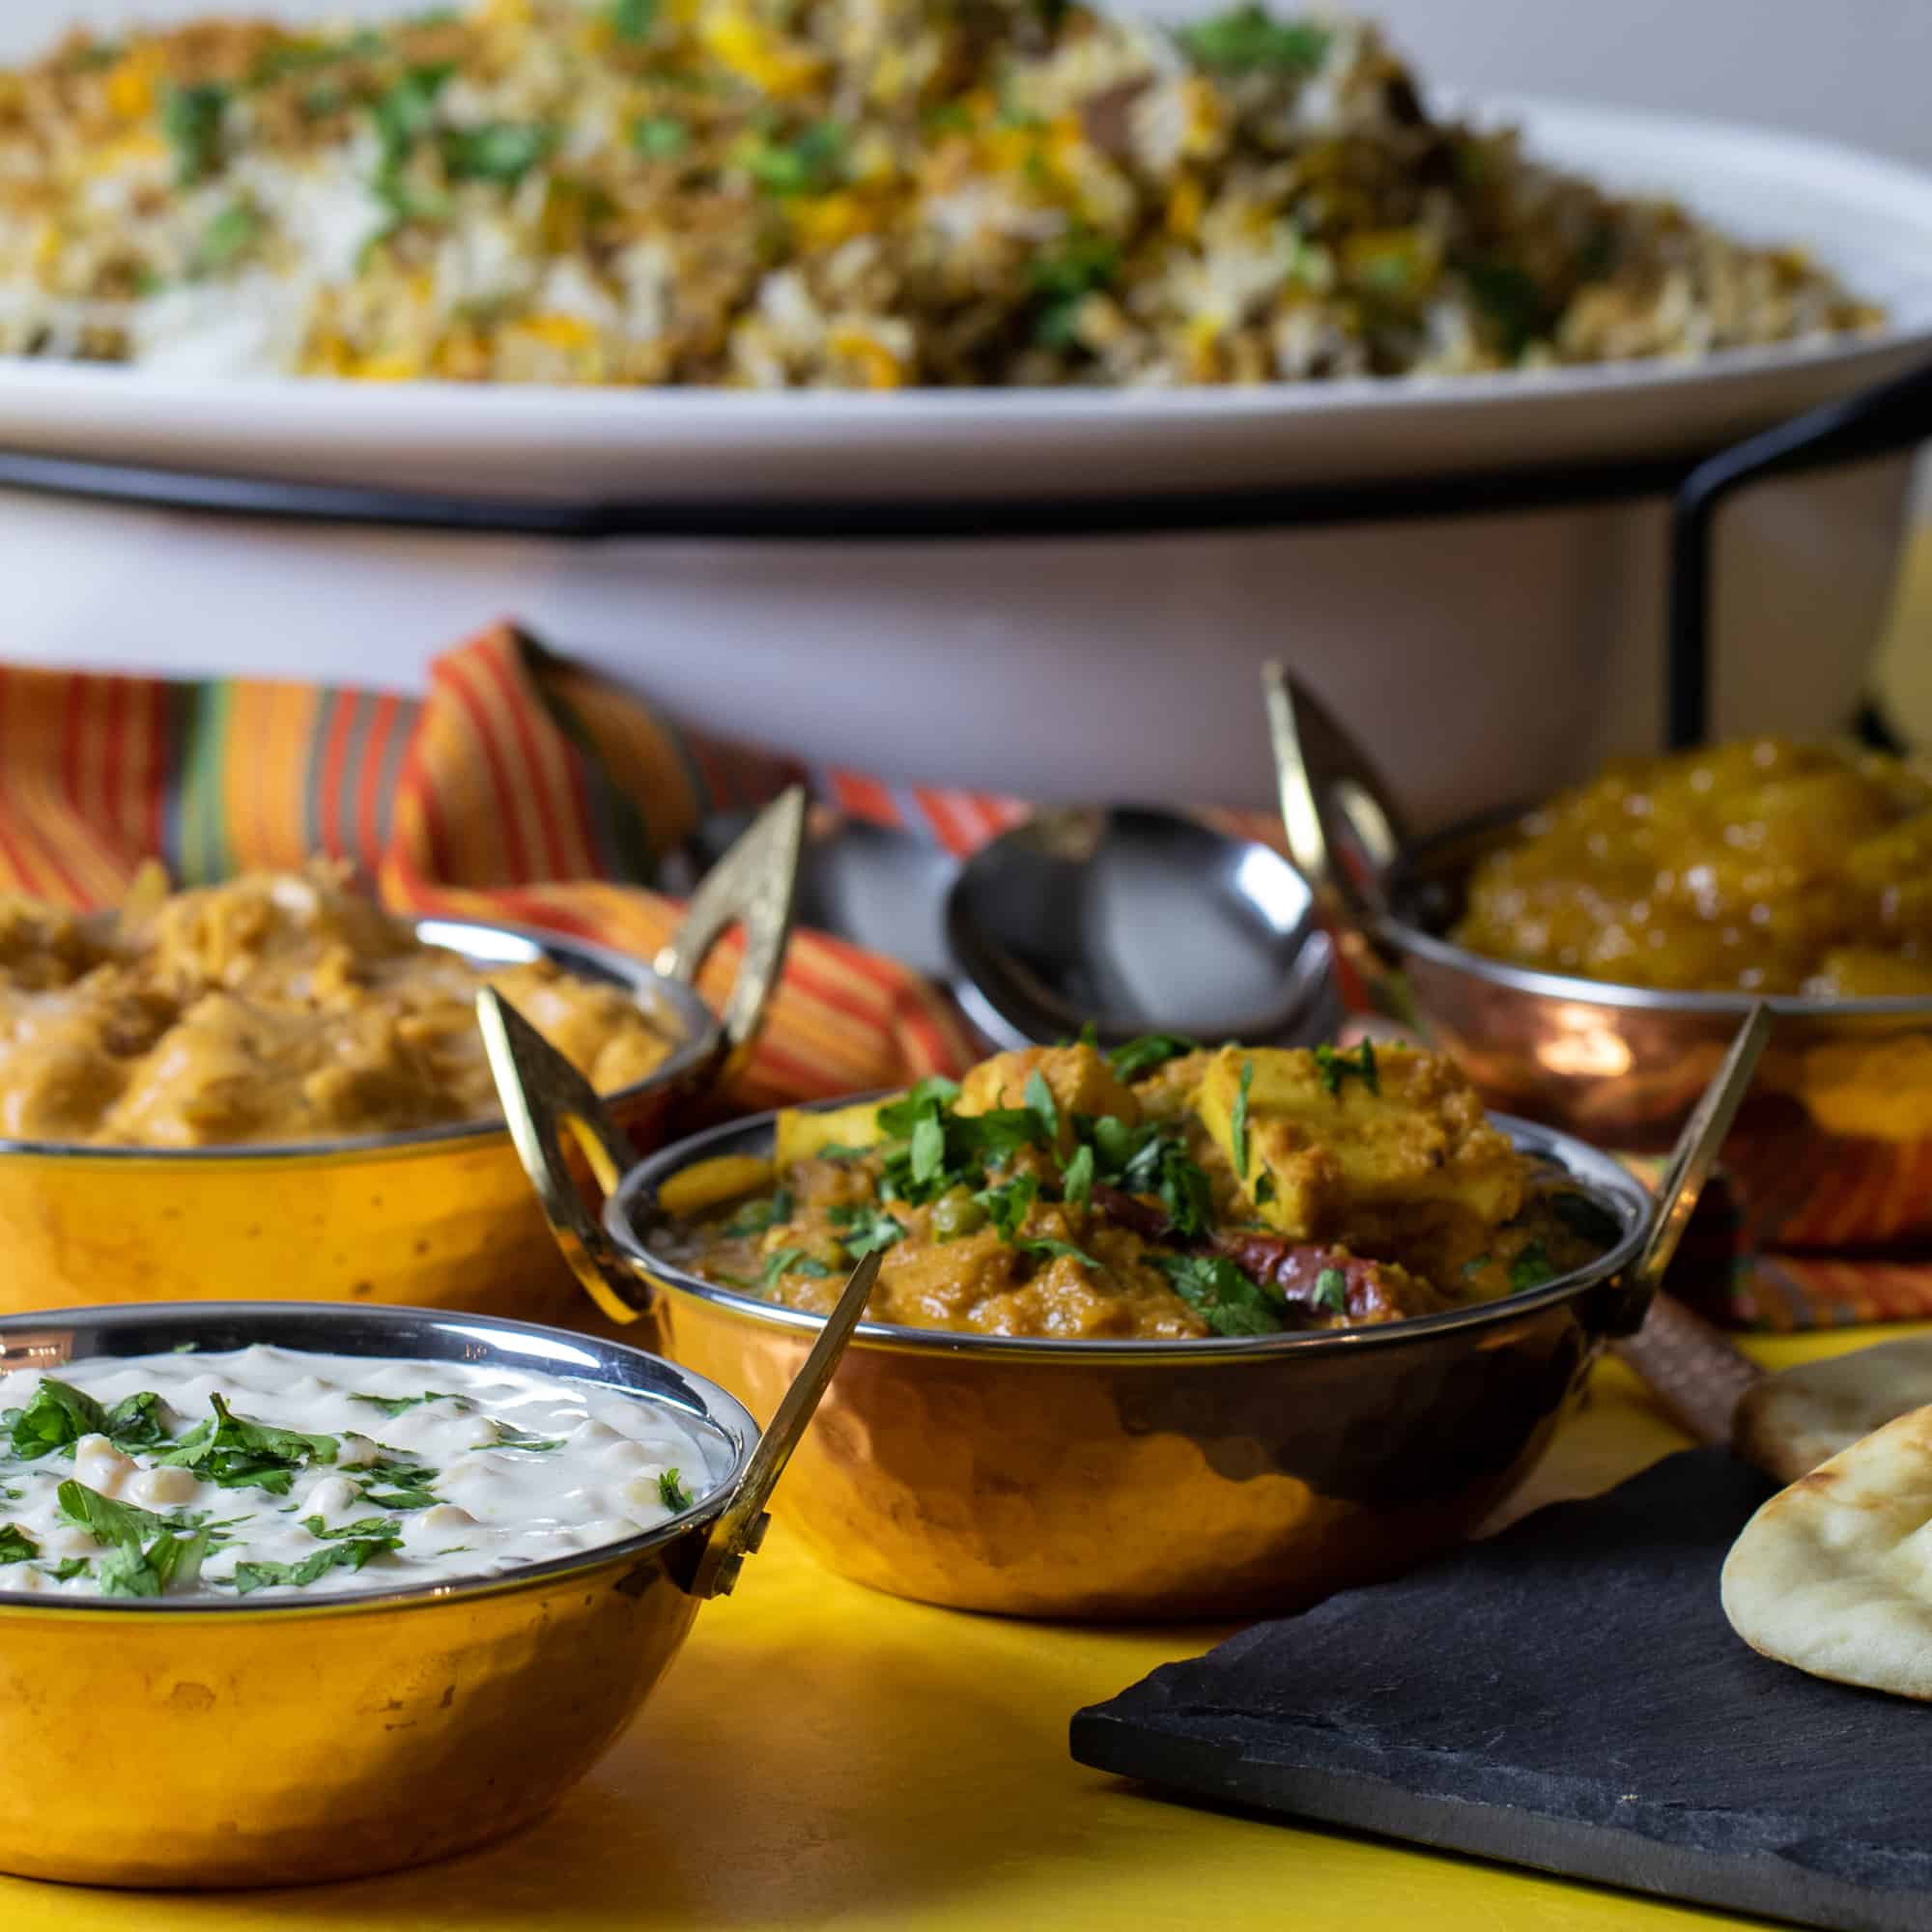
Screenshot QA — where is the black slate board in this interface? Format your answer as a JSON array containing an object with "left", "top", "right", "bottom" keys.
[{"left": 1071, "top": 1451, "right": 1932, "bottom": 1932}]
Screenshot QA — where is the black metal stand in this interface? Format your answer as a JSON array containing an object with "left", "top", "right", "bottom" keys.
[
  {"left": 1668, "top": 356, "right": 1932, "bottom": 747},
  {"left": 2, "top": 354, "right": 1928, "bottom": 752}
]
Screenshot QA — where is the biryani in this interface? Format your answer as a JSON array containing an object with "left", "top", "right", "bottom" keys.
[
  {"left": 654, "top": 1037, "right": 1619, "bottom": 1339},
  {"left": 0, "top": 0, "right": 1880, "bottom": 387},
  {"left": 0, "top": 860, "right": 672, "bottom": 1147},
  {"left": 1454, "top": 738, "right": 1932, "bottom": 999}
]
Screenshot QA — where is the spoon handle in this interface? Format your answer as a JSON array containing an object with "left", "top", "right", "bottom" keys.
[
  {"left": 1614, "top": 1294, "right": 1764, "bottom": 1451},
  {"left": 684, "top": 1248, "right": 882, "bottom": 1601}
]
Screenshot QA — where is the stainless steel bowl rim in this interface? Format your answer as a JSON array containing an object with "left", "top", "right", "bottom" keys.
[
  {"left": 1386, "top": 914, "right": 1932, "bottom": 1019},
  {"left": 0, "top": 1299, "right": 755, "bottom": 1616},
  {"left": 610, "top": 1097, "right": 1652, "bottom": 1362},
  {"left": 0, "top": 916, "right": 720, "bottom": 1162}
]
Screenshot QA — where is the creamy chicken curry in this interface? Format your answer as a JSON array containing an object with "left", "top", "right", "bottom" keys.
[
  {"left": 0, "top": 862, "right": 673, "bottom": 1147},
  {"left": 657, "top": 1037, "right": 1619, "bottom": 1340}
]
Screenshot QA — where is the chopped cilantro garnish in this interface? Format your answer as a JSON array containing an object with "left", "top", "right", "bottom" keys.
[
  {"left": 1158, "top": 1255, "right": 1285, "bottom": 1337},
  {"left": 1314, "top": 1039, "right": 1379, "bottom": 1098},
  {"left": 1509, "top": 1241, "right": 1557, "bottom": 1293},
  {"left": 1083, "top": 1113, "right": 1215, "bottom": 1239},
  {"left": 1062, "top": 1143, "right": 1094, "bottom": 1209},
  {"left": 161, "top": 83, "right": 229, "bottom": 185},
  {"left": 356, "top": 1458, "right": 441, "bottom": 1512},
  {"left": 0, "top": 1523, "right": 38, "bottom": 1564},
  {"left": 631, "top": 114, "right": 688, "bottom": 158},
  {"left": 1231, "top": 1057, "right": 1256, "bottom": 1178},
  {"left": 759, "top": 1248, "right": 834, "bottom": 1288},
  {"left": 44, "top": 1557, "right": 91, "bottom": 1582},
  {"left": 611, "top": 0, "right": 657, "bottom": 38},
  {"left": 1030, "top": 227, "right": 1120, "bottom": 349},
  {"left": 723, "top": 1187, "right": 793, "bottom": 1237},
  {"left": 973, "top": 1172, "right": 1039, "bottom": 1241},
  {"left": 100, "top": 1529, "right": 211, "bottom": 1599},
  {"left": 57, "top": 1480, "right": 182, "bottom": 1548},
  {"left": 875, "top": 1078, "right": 962, "bottom": 1135},
  {"left": 152, "top": 1395, "right": 337, "bottom": 1494},
  {"left": 742, "top": 120, "right": 846, "bottom": 196},
  {"left": 230, "top": 1532, "right": 398, "bottom": 1596},
  {"left": 442, "top": 122, "right": 554, "bottom": 185},
  {"left": 4, "top": 1378, "right": 107, "bottom": 1459},
  {"left": 875, "top": 1077, "right": 1046, "bottom": 1208},
  {"left": 350, "top": 1391, "right": 467, "bottom": 1420},
  {"left": 195, "top": 201, "right": 265, "bottom": 274},
  {"left": 1, "top": 1380, "right": 169, "bottom": 1460},
  {"left": 1107, "top": 1034, "right": 1199, "bottom": 1081},
  {"left": 658, "top": 1468, "right": 695, "bottom": 1512},
  {"left": 1024, "top": 1069, "right": 1061, "bottom": 1147},
  {"left": 1313, "top": 1266, "right": 1349, "bottom": 1314},
  {"left": 488, "top": 1420, "right": 566, "bottom": 1452},
  {"left": 57, "top": 1481, "right": 211, "bottom": 1597},
  {"left": 910, "top": 1113, "right": 947, "bottom": 1187},
  {"left": 102, "top": 1390, "right": 175, "bottom": 1450},
  {"left": 1020, "top": 1236, "right": 1099, "bottom": 1270},
  {"left": 1254, "top": 1174, "right": 1277, "bottom": 1206},
  {"left": 371, "top": 62, "right": 453, "bottom": 167},
  {"left": 1463, "top": 259, "right": 1552, "bottom": 360},
  {"left": 300, "top": 1514, "right": 402, "bottom": 1542},
  {"left": 1176, "top": 7, "right": 1331, "bottom": 74},
  {"left": 1462, "top": 1252, "right": 1492, "bottom": 1277},
  {"left": 828, "top": 1203, "right": 908, "bottom": 1259}
]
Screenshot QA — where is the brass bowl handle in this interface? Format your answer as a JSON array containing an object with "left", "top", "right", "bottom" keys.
[
  {"left": 654, "top": 785, "right": 806, "bottom": 1078},
  {"left": 677, "top": 1246, "right": 881, "bottom": 1601},
  {"left": 1627, "top": 1001, "right": 1772, "bottom": 1304},
  {"left": 479, "top": 986, "right": 654, "bottom": 1326},
  {"left": 479, "top": 982, "right": 879, "bottom": 1600},
  {"left": 1262, "top": 662, "right": 1411, "bottom": 1000},
  {"left": 1609, "top": 1004, "right": 1774, "bottom": 1438}
]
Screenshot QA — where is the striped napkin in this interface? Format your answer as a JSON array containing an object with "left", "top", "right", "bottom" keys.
[
  {"left": 0, "top": 624, "right": 975, "bottom": 1110},
  {"left": 0, "top": 622, "right": 1918, "bottom": 1331}
]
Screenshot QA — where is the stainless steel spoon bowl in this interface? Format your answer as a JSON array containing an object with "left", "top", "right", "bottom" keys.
[{"left": 945, "top": 806, "right": 1341, "bottom": 1049}]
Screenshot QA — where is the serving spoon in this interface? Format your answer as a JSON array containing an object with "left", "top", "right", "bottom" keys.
[{"left": 689, "top": 799, "right": 1344, "bottom": 1051}]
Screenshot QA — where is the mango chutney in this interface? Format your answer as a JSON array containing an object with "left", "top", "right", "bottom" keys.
[{"left": 1453, "top": 738, "right": 1932, "bottom": 998}]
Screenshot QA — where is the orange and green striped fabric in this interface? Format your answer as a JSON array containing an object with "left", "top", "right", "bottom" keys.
[{"left": 0, "top": 624, "right": 973, "bottom": 1110}]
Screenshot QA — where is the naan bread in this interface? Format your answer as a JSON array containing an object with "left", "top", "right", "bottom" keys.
[
  {"left": 1733, "top": 1339, "right": 1932, "bottom": 1484},
  {"left": 1722, "top": 1404, "right": 1932, "bottom": 1698}
]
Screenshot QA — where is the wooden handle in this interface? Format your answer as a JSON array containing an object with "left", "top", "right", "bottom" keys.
[{"left": 1613, "top": 1293, "right": 1765, "bottom": 1449}]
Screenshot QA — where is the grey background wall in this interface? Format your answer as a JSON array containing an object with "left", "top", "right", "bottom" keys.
[{"left": 1341, "top": 0, "right": 1932, "bottom": 169}]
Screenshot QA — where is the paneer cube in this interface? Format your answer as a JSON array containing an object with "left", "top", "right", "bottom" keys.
[
  {"left": 772, "top": 1095, "right": 890, "bottom": 1167},
  {"left": 955, "top": 1043, "right": 1141, "bottom": 1152},
  {"left": 1196, "top": 1042, "right": 1523, "bottom": 1240}
]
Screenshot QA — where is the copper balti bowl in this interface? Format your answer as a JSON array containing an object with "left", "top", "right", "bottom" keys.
[
  {"left": 482, "top": 996, "right": 1767, "bottom": 1623},
  {"left": 1265, "top": 667, "right": 1932, "bottom": 1254},
  {"left": 0, "top": 1271, "right": 872, "bottom": 1889},
  {"left": 0, "top": 789, "right": 804, "bottom": 1321},
  {"left": 1380, "top": 816, "right": 1932, "bottom": 1250}
]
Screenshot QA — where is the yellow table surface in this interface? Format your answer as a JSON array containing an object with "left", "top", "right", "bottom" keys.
[{"left": 6, "top": 1323, "right": 1915, "bottom": 1932}]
